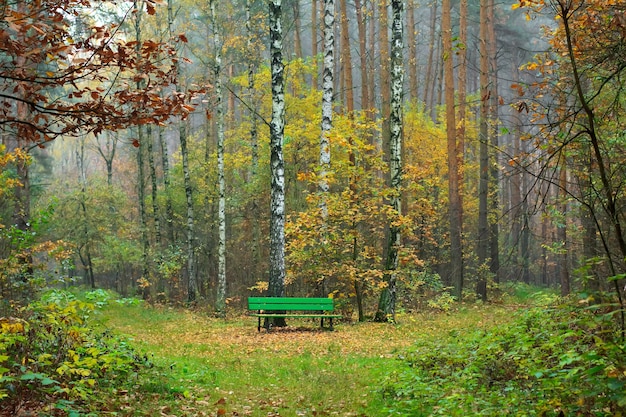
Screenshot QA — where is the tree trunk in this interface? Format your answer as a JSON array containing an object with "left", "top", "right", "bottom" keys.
[
  {"left": 423, "top": 0, "right": 438, "bottom": 120},
  {"left": 339, "top": 0, "right": 354, "bottom": 113},
  {"left": 134, "top": 1, "right": 150, "bottom": 298},
  {"left": 319, "top": 0, "right": 335, "bottom": 299},
  {"left": 442, "top": 0, "right": 463, "bottom": 301},
  {"left": 354, "top": 0, "right": 369, "bottom": 112},
  {"left": 378, "top": 0, "right": 390, "bottom": 154},
  {"left": 159, "top": 126, "right": 175, "bottom": 245},
  {"left": 292, "top": 0, "right": 303, "bottom": 59},
  {"left": 368, "top": 0, "right": 376, "bottom": 117},
  {"left": 166, "top": 0, "right": 197, "bottom": 303},
  {"left": 319, "top": 0, "right": 334, "bottom": 199},
  {"left": 487, "top": 0, "right": 499, "bottom": 282},
  {"left": 406, "top": 0, "right": 418, "bottom": 102},
  {"left": 146, "top": 126, "right": 161, "bottom": 247},
  {"left": 558, "top": 159, "right": 570, "bottom": 295},
  {"left": 77, "top": 137, "right": 95, "bottom": 289},
  {"left": 136, "top": 125, "right": 150, "bottom": 297},
  {"left": 211, "top": 0, "right": 227, "bottom": 317},
  {"left": 311, "top": 0, "right": 319, "bottom": 87},
  {"left": 476, "top": 0, "right": 489, "bottom": 301},
  {"left": 246, "top": 0, "right": 262, "bottom": 285},
  {"left": 375, "top": 0, "right": 403, "bottom": 323},
  {"left": 163, "top": 0, "right": 176, "bottom": 246},
  {"left": 457, "top": 0, "right": 467, "bottom": 165},
  {"left": 269, "top": 0, "right": 287, "bottom": 327},
  {"left": 94, "top": 132, "right": 117, "bottom": 187},
  {"left": 180, "top": 121, "right": 197, "bottom": 303}
]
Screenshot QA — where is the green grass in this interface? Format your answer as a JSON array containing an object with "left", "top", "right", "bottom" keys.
[{"left": 94, "top": 303, "right": 515, "bottom": 416}]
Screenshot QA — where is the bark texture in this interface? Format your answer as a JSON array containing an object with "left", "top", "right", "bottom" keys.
[
  {"left": 268, "top": 0, "right": 287, "bottom": 328},
  {"left": 375, "top": 0, "right": 403, "bottom": 322}
]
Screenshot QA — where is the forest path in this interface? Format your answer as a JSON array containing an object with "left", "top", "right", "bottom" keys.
[{"left": 99, "top": 303, "right": 513, "bottom": 416}]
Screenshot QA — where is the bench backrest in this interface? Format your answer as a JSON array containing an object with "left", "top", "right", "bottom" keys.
[{"left": 248, "top": 297, "right": 335, "bottom": 311}]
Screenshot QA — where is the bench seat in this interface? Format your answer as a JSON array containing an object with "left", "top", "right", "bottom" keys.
[{"left": 248, "top": 297, "right": 342, "bottom": 331}]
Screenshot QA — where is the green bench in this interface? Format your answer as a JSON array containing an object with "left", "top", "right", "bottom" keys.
[{"left": 248, "top": 297, "right": 342, "bottom": 331}]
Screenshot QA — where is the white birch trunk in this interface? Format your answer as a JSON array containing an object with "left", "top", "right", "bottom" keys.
[
  {"left": 211, "top": 0, "right": 227, "bottom": 317},
  {"left": 376, "top": 0, "right": 403, "bottom": 322},
  {"left": 269, "top": 0, "right": 286, "bottom": 306},
  {"left": 319, "top": 0, "right": 334, "bottom": 205}
]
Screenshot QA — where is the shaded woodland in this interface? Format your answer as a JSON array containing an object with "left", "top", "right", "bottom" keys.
[{"left": 2, "top": 0, "right": 625, "bottom": 319}]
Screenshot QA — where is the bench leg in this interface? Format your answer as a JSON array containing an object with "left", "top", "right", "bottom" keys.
[
  {"left": 329, "top": 317, "right": 334, "bottom": 331},
  {"left": 258, "top": 316, "right": 261, "bottom": 332},
  {"left": 320, "top": 317, "right": 324, "bottom": 329}
]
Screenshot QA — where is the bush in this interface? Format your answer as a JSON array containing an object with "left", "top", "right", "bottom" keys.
[
  {"left": 0, "top": 290, "right": 150, "bottom": 416},
  {"left": 381, "top": 300, "right": 626, "bottom": 416}
]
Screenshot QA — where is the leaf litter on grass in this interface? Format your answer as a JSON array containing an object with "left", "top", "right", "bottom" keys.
[{"left": 98, "top": 304, "right": 513, "bottom": 416}]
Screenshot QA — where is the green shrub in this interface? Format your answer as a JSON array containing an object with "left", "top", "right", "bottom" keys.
[
  {"left": 381, "top": 301, "right": 626, "bottom": 416},
  {"left": 0, "top": 291, "right": 150, "bottom": 415}
]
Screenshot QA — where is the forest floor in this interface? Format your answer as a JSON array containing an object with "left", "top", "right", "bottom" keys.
[{"left": 96, "top": 302, "right": 517, "bottom": 417}]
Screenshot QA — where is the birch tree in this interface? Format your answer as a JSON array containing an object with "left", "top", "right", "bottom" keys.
[
  {"left": 210, "top": 0, "right": 227, "bottom": 317},
  {"left": 268, "top": 0, "right": 287, "bottom": 326},
  {"left": 319, "top": 0, "right": 334, "bottom": 208},
  {"left": 375, "top": 0, "right": 403, "bottom": 322},
  {"left": 318, "top": 0, "right": 335, "bottom": 298}
]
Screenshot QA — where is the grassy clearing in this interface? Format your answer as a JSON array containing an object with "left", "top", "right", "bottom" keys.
[{"left": 95, "top": 303, "right": 515, "bottom": 416}]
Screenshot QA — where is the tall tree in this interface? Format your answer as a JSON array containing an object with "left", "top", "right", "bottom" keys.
[
  {"left": 210, "top": 0, "right": 227, "bottom": 317},
  {"left": 93, "top": 132, "right": 118, "bottom": 187},
  {"left": 375, "top": 0, "right": 404, "bottom": 322},
  {"left": 339, "top": 0, "right": 354, "bottom": 112},
  {"left": 319, "top": 0, "right": 335, "bottom": 209},
  {"left": 378, "top": 0, "right": 391, "bottom": 152},
  {"left": 558, "top": 157, "right": 570, "bottom": 295},
  {"left": 134, "top": 0, "right": 150, "bottom": 293},
  {"left": 406, "top": 0, "right": 418, "bottom": 102},
  {"left": 268, "top": 0, "right": 287, "bottom": 326},
  {"left": 423, "top": 0, "right": 439, "bottom": 120},
  {"left": 76, "top": 136, "right": 95, "bottom": 289},
  {"left": 354, "top": 0, "right": 370, "bottom": 111},
  {"left": 487, "top": 0, "right": 500, "bottom": 281},
  {"left": 442, "top": 0, "right": 463, "bottom": 300},
  {"left": 164, "top": 0, "right": 198, "bottom": 302},
  {"left": 318, "top": 0, "right": 335, "bottom": 298},
  {"left": 476, "top": 0, "right": 489, "bottom": 301},
  {"left": 311, "top": 0, "right": 319, "bottom": 87}
]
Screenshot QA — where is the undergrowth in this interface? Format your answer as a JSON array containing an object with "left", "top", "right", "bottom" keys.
[
  {"left": 381, "top": 298, "right": 626, "bottom": 416},
  {"left": 0, "top": 289, "right": 153, "bottom": 416}
]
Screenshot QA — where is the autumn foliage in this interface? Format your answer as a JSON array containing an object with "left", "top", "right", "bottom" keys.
[{"left": 0, "top": 0, "right": 192, "bottom": 145}]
